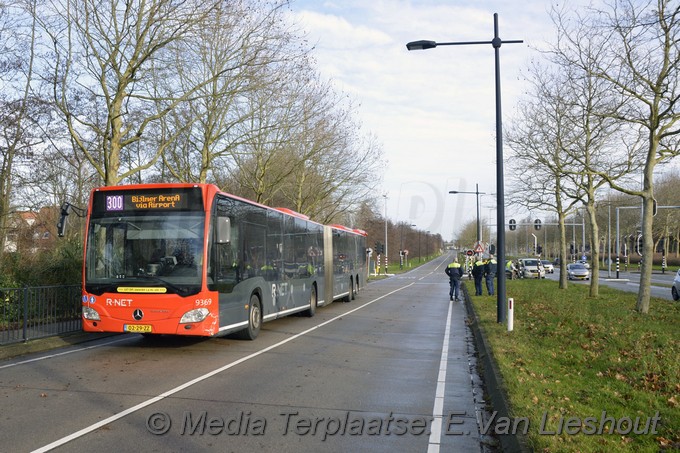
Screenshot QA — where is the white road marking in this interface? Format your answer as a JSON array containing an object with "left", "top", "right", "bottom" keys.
[
  {"left": 427, "top": 298, "right": 453, "bottom": 453},
  {"left": 0, "top": 337, "right": 131, "bottom": 370},
  {"left": 31, "top": 283, "right": 415, "bottom": 453}
]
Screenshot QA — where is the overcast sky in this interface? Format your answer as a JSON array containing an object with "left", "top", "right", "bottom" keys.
[{"left": 286, "top": 0, "right": 564, "bottom": 240}]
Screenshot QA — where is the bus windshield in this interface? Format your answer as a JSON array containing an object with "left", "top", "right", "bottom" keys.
[{"left": 85, "top": 211, "right": 205, "bottom": 296}]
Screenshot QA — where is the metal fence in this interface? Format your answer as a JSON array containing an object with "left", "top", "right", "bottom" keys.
[{"left": 0, "top": 285, "right": 82, "bottom": 345}]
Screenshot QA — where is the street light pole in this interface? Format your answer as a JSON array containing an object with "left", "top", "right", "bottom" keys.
[
  {"left": 449, "top": 183, "right": 484, "bottom": 244},
  {"left": 407, "top": 13, "right": 522, "bottom": 323},
  {"left": 383, "top": 194, "right": 388, "bottom": 274}
]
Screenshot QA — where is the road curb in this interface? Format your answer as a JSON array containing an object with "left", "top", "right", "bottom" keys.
[{"left": 462, "top": 283, "right": 532, "bottom": 453}]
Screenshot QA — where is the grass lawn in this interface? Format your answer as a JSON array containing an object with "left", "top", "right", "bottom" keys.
[{"left": 470, "top": 279, "right": 679, "bottom": 452}]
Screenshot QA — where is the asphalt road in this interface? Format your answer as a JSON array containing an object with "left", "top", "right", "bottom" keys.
[
  {"left": 0, "top": 254, "right": 490, "bottom": 453},
  {"left": 545, "top": 266, "right": 677, "bottom": 301}
]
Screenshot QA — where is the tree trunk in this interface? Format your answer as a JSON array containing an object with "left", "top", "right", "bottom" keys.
[
  {"left": 636, "top": 167, "right": 656, "bottom": 314},
  {"left": 587, "top": 202, "right": 599, "bottom": 297},
  {"left": 558, "top": 210, "right": 569, "bottom": 289}
]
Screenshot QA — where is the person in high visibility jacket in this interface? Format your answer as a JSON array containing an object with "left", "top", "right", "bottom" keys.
[
  {"left": 444, "top": 258, "right": 463, "bottom": 301},
  {"left": 484, "top": 255, "right": 498, "bottom": 295},
  {"left": 471, "top": 257, "right": 485, "bottom": 296}
]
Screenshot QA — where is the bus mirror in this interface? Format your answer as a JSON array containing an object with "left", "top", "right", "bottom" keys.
[
  {"left": 57, "top": 203, "right": 69, "bottom": 237},
  {"left": 216, "top": 216, "right": 231, "bottom": 244},
  {"left": 56, "top": 202, "right": 85, "bottom": 237}
]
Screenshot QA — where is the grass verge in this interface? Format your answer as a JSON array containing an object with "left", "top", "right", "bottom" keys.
[{"left": 470, "top": 279, "right": 679, "bottom": 452}]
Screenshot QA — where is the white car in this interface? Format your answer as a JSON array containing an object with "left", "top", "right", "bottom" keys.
[
  {"left": 567, "top": 263, "right": 590, "bottom": 280},
  {"left": 518, "top": 258, "right": 546, "bottom": 279},
  {"left": 541, "top": 260, "right": 554, "bottom": 274}
]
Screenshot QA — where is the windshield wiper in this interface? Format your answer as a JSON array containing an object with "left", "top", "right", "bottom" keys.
[{"left": 131, "top": 275, "right": 190, "bottom": 294}]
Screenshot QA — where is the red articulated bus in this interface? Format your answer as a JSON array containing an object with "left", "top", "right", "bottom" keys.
[{"left": 73, "top": 183, "right": 367, "bottom": 340}]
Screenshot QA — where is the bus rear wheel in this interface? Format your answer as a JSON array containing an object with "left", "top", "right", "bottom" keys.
[
  {"left": 344, "top": 279, "right": 353, "bottom": 302},
  {"left": 238, "top": 294, "right": 262, "bottom": 340}
]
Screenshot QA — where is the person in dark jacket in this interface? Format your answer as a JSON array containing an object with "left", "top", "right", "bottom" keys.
[
  {"left": 484, "top": 255, "right": 498, "bottom": 295},
  {"left": 471, "top": 258, "right": 485, "bottom": 296},
  {"left": 444, "top": 258, "right": 463, "bottom": 301}
]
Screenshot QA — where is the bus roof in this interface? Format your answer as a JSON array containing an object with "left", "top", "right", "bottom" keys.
[
  {"left": 91, "top": 183, "right": 365, "bottom": 234},
  {"left": 329, "top": 224, "right": 367, "bottom": 236},
  {"left": 274, "top": 207, "right": 309, "bottom": 220}
]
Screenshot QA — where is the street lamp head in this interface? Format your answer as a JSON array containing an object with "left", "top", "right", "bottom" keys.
[
  {"left": 449, "top": 190, "right": 485, "bottom": 195},
  {"left": 406, "top": 40, "right": 437, "bottom": 51}
]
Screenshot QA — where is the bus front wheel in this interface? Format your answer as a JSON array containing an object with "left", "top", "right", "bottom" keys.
[
  {"left": 238, "top": 294, "right": 262, "bottom": 340},
  {"left": 305, "top": 285, "right": 317, "bottom": 317}
]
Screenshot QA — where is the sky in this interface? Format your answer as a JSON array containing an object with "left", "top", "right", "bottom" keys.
[{"left": 285, "top": 0, "right": 561, "bottom": 241}]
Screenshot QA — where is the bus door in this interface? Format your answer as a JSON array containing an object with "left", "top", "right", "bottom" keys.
[{"left": 210, "top": 198, "right": 250, "bottom": 329}]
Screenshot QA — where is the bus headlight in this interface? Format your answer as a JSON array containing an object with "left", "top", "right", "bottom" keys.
[
  {"left": 83, "top": 306, "right": 100, "bottom": 321},
  {"left": 180, "top": 308, "right": 210, "bottom": 324}
]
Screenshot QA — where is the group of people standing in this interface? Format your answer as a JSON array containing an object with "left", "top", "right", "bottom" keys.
[{"left": 445, "top": 254, "right": 497, "bottom": 300}]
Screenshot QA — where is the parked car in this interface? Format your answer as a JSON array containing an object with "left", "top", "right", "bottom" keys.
[
  {"left": 566, "top": 262, "right": 590, "bottom": 280},
  {"left": 672, "top": 269, "right": 680, "bottom": 301},
  {"left": 518, "top": 258, "right": 545, "bottom": 279},
  {"left": 541, "top": 260, "right": 554, "bottom": 274}
]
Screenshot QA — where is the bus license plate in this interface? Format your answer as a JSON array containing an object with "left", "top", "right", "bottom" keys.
[{"left": 124, "top": 324, "right": 152, "bottom": 333}]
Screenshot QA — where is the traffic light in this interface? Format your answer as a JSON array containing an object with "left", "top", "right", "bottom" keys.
[
  {"left": 536, "top": 245, "right": 543, "bottom": 255},
  {"left": 570, "top": 243, "right": 574, "bottom": 254},
  {"left": 508, "top": 219, "right": 516, "bottom": 231},
  {"left": 534, "top": 219, "right": 542, "bottom": 230}
]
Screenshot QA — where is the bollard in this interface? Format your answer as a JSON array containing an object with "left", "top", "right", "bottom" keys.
[
  {"left": 662, "top": 251, "right": 666, "bottom": 274},
  {"left": 616, "top": 256, "right": 619, "bottom": 279},
  {"left": 507, "top": 297, "right": 514, "bottom": 332}
]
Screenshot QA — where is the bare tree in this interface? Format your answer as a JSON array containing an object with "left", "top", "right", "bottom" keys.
[
  {"left": 553, "top": 0, "right": 680, "bottom": 312},
  {"left": 222, "top": 64, "right": 384, "bottom": 224},
  {"left": 0, "top": 1, "right": 45, "bottom": 257},
  {"left": 290, "top": 128, "right": 384, "bottom": 224},
  {"left": 453, "top": 218, "right": 484, "bottom": 251},
  {"left": 506, "top": 62, "right": 587, "bottom": 288},
  {"left": 159, "top": 0, "right": 303, "bottom": 184},
  {"left": 35, "top": 0, "right": 230, "bottom": 186},
  {"left": 549, "top": 13, "right": 643, "bottom": 296}
]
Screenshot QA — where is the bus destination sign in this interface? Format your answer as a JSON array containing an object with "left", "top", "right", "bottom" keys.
[
  {"left": 106, "top": 194, "right": 182, "bottom": 211},
  {"left": 92, "top": 188, "right": 204, "bottom": 214}
]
